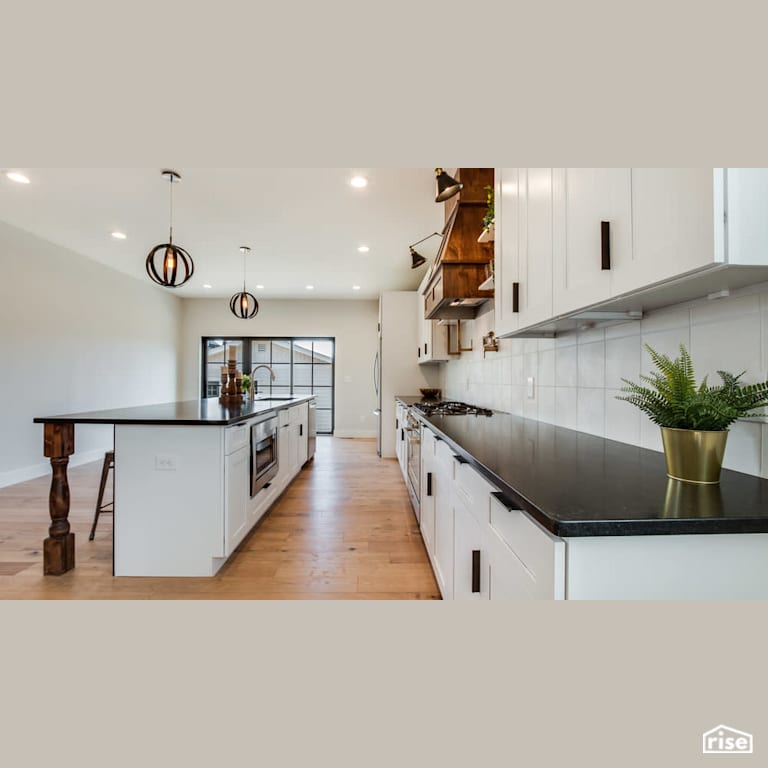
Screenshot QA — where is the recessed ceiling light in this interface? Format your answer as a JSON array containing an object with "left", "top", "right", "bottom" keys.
[
  {"left": 350, "top": 176, "right": 367, "bottom": 188},
  {"left": 111, "top": 231, "right": 127, "bottom": 240},
  {"left": 5, "top": 172, "right": 30, "bottom": 184},
  {"left": 202, "top": 284, "right": 212, "bottom": 289},
  {"left": 357, "top": 245, "right": 370, "bottom": 253},
  {"left": 255, "top": 284, "right": 264, "bottom": 290},
  {"left": 305, "top": 285, "right": 315, "bottom": 291},
  {"left": 352, "top": 285, "right": 361, "bottom": 291}
]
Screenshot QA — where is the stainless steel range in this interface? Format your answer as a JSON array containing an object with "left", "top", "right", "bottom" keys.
[{"left": 404, "top": 401, "right": 493, "bottom": 520}]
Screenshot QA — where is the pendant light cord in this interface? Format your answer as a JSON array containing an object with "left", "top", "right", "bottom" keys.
[{"left": 168, "top": 174, "right": 174, "bottom": 244}]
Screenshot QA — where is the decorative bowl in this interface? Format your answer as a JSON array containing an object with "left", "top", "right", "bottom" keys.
[{"left": 420, "top": 388, "right": 442, "bottom": 400}]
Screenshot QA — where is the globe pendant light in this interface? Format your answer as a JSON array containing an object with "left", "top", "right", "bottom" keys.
[
  {"left": 146, "top": 169, "right": 194, "bottom": 288},
  {"left": 434, "top": 168, "right": 463, "bottom": 202},
  {"left": 229, "top": 246, "right": 259, "bottom": 319}
]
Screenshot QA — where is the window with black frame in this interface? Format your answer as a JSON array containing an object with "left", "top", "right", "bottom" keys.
[{"left": 201, "top": 337, "right": 335, "bottom": 434}]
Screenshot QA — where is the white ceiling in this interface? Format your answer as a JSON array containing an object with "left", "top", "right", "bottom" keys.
[{"left": 0, "top": 168, "right": 447, "bottom": 299}]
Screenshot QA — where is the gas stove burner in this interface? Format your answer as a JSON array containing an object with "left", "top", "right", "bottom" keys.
[{"left": 414, "top": 400, "right": 493, "bottom": 417}]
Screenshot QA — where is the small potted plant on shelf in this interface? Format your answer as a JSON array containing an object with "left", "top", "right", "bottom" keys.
[
  {"left": 617, "top": 343, "right": 768, "bottom": 484},
  {"left": 478, "top": 184, "right": 494, "bottom": 243}
]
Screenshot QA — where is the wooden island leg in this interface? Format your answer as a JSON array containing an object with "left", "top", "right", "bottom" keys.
[{"left": 43, "top": 423, "right": 76, "bottom": 575}]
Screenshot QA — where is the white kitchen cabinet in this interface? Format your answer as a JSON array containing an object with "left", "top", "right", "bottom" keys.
[
  {"left": 493, "top": 167, "right": 521, "bottom": 338},
  {"left": 610, "top": 168, "right": 716, "bottom": 296},
  {"left": 224, "top": 442, "right": 250, "bottom": 556},
  {"left": 419, "top": 431, "right": 436, "bottom": 558},
  {"left": 276, "top": 422, "right": 293, "bottom": 491},
  {"left": 432, "top": 453, "right": 454, "bottom": 599},
  {"left": 498, "top": 168, "right": 768, "bottom": 338},
  {"left": 726, "top": 168, "right": 768, "bottom": 265},
  {"left": 494, "top": 168, "right": 554, "bottom": 334},
  {"left": 291, "top": 402, "right": 308, "bottom": 471},
  {"left": 552, "top": 167, "right": 633, "bottom": 316},
  {"left": 519, "top": 168, "right": 555, "bottom": 328},
  {"left": 417, "top": 272, "right": 450, "bottom": 363},
  {"left": 452, "top": 488, "right": 488, "bottom": 600},
  {"left": 488, "top": 494, "right": 565, "bottom": 600},
  {"left": 425, "top": 437, "right": 456, "bottom": 599}
]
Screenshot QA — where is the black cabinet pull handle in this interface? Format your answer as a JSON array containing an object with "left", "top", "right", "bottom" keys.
[
  {"left": 491, "top": 491, "right": 521, "bottom": 512},
  {"left": 472, "top": 550, "right": 481, "bottom": 593},
  {"left": 601, "top": 221, "right": 611, "bottom": 270},
  {"left": 418, "top": 347, "right": 421, "bottom": 358},
  {"left": 300, "top": 424, "right": 303, "bottom": 436},
  {"left": 427, "top": 472, "right": 433, "bottom": 497},
  {"left": 401, "top": 428, "right": 404, "bottom": 441},
  {"left": 512, "top": 282, "right": 520, "bottom": 313}
]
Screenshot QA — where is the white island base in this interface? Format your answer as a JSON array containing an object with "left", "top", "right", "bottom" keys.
[{"left": 113, "top": 403, "right": 309, "bottom": 577}]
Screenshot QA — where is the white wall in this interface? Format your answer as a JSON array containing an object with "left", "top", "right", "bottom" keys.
[
  {"left": 0, "top": 220, "right": 182, "bottom": 487},
  {"left": 178, "top": 298, "right": 379, "bottom": 437},
  {"left": 440, "top": 284, "right": 768, "bottom": 479}
]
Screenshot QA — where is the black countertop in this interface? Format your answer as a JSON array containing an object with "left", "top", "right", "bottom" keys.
[
  {"left": 34, "top": 396, "right": 314, "bottom": 427},
  {"left": 396, "top": 396, "right": 768, "bottom": 537}
]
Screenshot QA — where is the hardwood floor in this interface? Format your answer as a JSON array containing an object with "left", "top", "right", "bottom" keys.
[{"left": 0, "top": 437, "right": 440, "bottom": 599}]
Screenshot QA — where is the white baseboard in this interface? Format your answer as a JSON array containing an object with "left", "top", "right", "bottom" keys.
[
  {"left": 0, "top": 447, "right": 110, "bottom": 489},
  {"left": 332, "top": 430, "right": 377, "bottom": 439}
]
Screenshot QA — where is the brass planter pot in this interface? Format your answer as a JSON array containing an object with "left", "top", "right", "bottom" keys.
[{"left": 660, "top": 427, "right": 729, "bottom": 484}]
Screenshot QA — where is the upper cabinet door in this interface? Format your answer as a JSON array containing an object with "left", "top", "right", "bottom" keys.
[
  {"left": 611, "top": 168, "right": 716, "bottom": 296},
  {"left": 519, "top": 168, "right": 554, "bottom": 329},
  {"left": 494, "top": 168, "right": 521, "bottom": 337},
  {"left": 725, "top": 168, "right": 768, "bottom": 265},
  {"left": 553, "top": 168, "right": 632, "bottom": 315}
]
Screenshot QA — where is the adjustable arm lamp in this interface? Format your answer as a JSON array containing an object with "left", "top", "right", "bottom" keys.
[{"left": 409, "top": 232, "right": 443, "bottom": 269}]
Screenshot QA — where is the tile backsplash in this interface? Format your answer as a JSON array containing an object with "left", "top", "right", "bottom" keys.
[{"left": 439, "top": 283, "right": 768, "bottom": 478}]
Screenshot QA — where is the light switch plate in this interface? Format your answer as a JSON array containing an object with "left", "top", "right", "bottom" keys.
[
  {"left": 526, "top": 376, "right": 535, "bottom": 399},
  {"left": 155, "top": 454, "right": 178, "bottom": 471}
]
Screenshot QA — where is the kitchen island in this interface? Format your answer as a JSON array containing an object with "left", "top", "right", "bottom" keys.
[
  {"left": 34, "top": 396, "right": 315, "bottom": 576},
  {"left": 397, "top": 396, "right": 768, "bottom": 599}
]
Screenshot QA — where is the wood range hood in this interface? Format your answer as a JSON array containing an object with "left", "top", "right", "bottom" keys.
[{"left": 422, "top": 168, "right": 494, "bottom": 320}]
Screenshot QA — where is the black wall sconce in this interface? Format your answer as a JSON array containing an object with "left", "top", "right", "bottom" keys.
[
  {"left": 409, "top": 231, "right": 443, "bottom": 269},
  {"left": 434, "top": 168, "right": 463, "bottom": 202}
]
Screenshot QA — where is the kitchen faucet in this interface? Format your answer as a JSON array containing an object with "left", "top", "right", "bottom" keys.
[{"left": 250, "top": 365, "right": 276, "bottom": 398}]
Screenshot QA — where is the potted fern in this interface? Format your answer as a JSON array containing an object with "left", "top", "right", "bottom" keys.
[{"left": 617, "top": 344, "right": 768, "bottom": 484}]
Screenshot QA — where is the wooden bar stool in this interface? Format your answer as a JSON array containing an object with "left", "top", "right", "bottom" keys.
[{"left": 89, "top": 450, "right": 114, "bottom": 541}]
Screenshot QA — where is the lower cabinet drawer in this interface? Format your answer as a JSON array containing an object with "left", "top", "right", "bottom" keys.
[
  {"left": 422, "top": 427, "right": 436, "bottom": 457},
  {"left": 434, "top": 438, "right": 455, "bottom": 478},
  {"left": 225, "top": 423, "right": 249, "bottom": 455},
  {"left": 454, "top": 459, "right": 496, "bottom": 523},
  {"left": 489, "top": 493, "right": 565, "bottom": 600}
]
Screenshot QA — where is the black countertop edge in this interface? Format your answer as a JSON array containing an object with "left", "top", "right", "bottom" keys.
[
  {"left": 400, "top": 399, "right": 768, "bottom": 538},
  {"left": 33, "top": 396, "right": 315, "bottom": 427}
]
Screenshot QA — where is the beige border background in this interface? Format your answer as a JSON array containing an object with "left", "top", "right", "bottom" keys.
[{"left": 2, "top": 1, "right": 768, "bottom": 765}]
